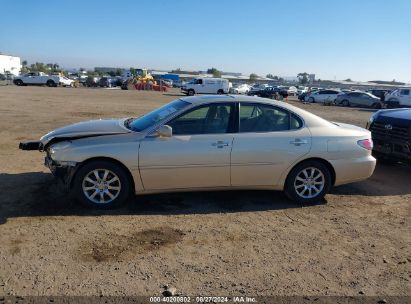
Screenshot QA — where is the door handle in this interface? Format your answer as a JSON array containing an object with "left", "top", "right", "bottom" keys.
[
  {"left": 212, "top": 141, "right": 229, "bottom": 148},
  {"left": 290, "top": 139, "right": 308, "bottom": 146}
]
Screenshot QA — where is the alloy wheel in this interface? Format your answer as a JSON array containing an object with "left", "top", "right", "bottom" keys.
[
  {"left": 82, "top": 169, "right": 122, "bottom": 204},
  {"left": 294, "top": 167, "right": 325, "bottom": 199}
]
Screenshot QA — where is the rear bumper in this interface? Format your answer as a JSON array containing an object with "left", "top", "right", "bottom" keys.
[{"left": 331, "top": 155, "right": 376, "bottom": 186}]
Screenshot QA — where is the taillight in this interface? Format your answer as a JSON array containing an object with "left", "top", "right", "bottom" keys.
[{"left": 357, "top": 139, "right": 373, "bottom": 150}]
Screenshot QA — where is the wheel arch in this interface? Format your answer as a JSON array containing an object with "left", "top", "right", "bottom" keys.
[
  {"left": 284, "top": 157, "right": 336, "bottom": 188},
  {"left": 70, "top": 156, "right": 136, "bottom": 192}
]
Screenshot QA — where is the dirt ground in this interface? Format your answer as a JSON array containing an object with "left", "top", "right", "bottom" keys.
[{"left": 0, "top": 86, "right": 410, "bottom": 297}]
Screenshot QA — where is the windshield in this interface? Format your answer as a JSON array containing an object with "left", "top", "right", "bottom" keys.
[{"left": 127, "top": 99, "right": 190, "bottom": 131}]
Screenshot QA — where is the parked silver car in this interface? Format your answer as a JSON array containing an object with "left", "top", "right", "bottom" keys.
[
  {"left": 336, "top": 91, "right": 382, "bottom": 108},
  {"left": 19, "top": 95, "right": 376, "bottom": 208}
]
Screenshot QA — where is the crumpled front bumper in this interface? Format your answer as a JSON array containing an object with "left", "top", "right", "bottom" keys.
[{"left": 44, "top": 156, "right": 78, "bottom": 192}]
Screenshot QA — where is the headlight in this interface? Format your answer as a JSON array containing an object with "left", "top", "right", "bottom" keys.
[
  {"left": 366, "top": 111, "right": 380, "bottom": 129},
  {"left": 368, "top": 111, "right": 380, "bottom": 124},
  {"left": 49, "top": 141, "right": 72, "bottom": 154}
]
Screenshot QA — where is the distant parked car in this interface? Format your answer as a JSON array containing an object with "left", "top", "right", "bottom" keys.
[
  {"left": 304, "top": 89, "right": 340, "bottom": 103},
  {"left": 232, "top": 84, "right": 251, "bottom": 94},
  {"left": 287, "top": 86, "right": 298, "bottom": 96},
  {"left": 181, "top": 78, "right": 229, "bottom": 95},
  {"left": 85, "top": 76, "right": 100, "bottom": 87},
  {"left": 384, "top": 88, "right": 411, "bottom": 108},
  {"left": 99, "top": 77, "right": 119, "bottom": 88},
  {"left": 250, "top": 84, "right": 270, "bottom": 91},
  {"left": 248, "top": 86, "right": 288, "bottom": 99},
  {"left": 173, "top": 80, "right": 186, "bottom": 88},
  {"left": 297, "top": 86, "right": 309, "bottom": 95},
  {"left": 336, "top": 92, "right": 382, "bottom": 108},
  {"left": 13, "top": 72, "right": 73, "bottom": 87}
]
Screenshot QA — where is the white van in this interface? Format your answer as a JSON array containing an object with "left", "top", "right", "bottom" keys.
[
  {"left": 181, "top": 78, "right": 229, "bottom": 96},
  {"left": 385, "top": 87, "right": 411, "bottom": 107}
]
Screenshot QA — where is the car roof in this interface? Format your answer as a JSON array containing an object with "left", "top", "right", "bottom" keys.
[{"left": 179, "top": 94, "right": 275, "bottom": 105}]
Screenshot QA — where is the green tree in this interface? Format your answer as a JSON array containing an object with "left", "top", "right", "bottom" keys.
[
  {"left": 171, "top": 68, "right": 182, "bottom": 73},
  {"left": 115, "top": 68, "right": 123, "bottom": 76},
  {"left": 266, "top": 74, "right": 280, "bottom": 80},
  {"left": 297, "top": 72, "right": 309, "bottom": 84},
  {"left": 345, "top": 78, "right": 352, "bottom": 82},
  {"left": 249, "top": 73, "right": 258, "bottom": 82},
  {"left": 21, "top": 60, "right": 29, "bottom": 73},
  {"left": 207, "top": 67, "right": 222, "bottom": 78}
]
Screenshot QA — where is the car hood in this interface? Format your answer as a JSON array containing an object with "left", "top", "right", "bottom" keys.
[
  {"left": 40, "top": 118, "right": 131, "bottom": 146},
  {"left": 375, "top": 109, "right": 411, "bottom": 127}
]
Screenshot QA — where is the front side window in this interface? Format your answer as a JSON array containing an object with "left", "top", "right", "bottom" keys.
[
  {"left": 168, "top": 103, "right": 233, "bottom": 135},
  {"left": 128, "top": 99, "right": 189, "bottom": 132},
  {"left": 239, "top": 103, "right": 297, "bottom": 132}
]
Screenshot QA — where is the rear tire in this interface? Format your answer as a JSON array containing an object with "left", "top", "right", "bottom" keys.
[
  {"left": 371, "top": 102, "right": 382, "bottom": 109},
  {"left": 188, "top": 89, "right": 195, "bottom": 96},
  {"left": 46, "top": 80, "right": 56, "bottom": 87},
  {"left": 73, "top": 160, "right": 132, "bottom": 209},
  {"left": 217, "top": 89, "right": 224, "bottom": 95},
  {"left": 285, "top": 160, "right": 331, "bottom": 204},
  {"left": 342, "top": 100, "right": 350, "bottom": 107}
]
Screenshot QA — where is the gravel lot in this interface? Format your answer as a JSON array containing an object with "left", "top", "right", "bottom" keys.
[{"left": 0, "top": 86, "right": 410, "bottom": 297}]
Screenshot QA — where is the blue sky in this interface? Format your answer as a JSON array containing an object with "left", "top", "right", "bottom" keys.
[{"left": 1, "top": 0, "right": 410, "bottom": 82}]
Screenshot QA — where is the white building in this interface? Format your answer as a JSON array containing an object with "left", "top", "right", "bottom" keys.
[{"left": 0, "top": 54, "right": 22, "bottom": 76}]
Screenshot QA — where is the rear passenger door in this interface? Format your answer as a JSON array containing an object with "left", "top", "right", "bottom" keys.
[{"left": 230, "top": 103, "right": 311, "bottom": 187}]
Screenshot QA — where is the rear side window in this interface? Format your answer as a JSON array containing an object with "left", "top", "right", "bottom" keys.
[
  {"left": 400, "top": 89, "right": 410, "bottom": 95},
  {"left": 239, "top": 103, "right": 301, "bottom": 132}
]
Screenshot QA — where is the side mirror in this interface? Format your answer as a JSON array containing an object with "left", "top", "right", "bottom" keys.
[{"left": 156, "top": 125, "right": 172, "bottom": 138}]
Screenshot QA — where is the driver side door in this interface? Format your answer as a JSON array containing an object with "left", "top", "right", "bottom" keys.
[{"left": 139, "top": 103, "right": 235, "bottom": 191}]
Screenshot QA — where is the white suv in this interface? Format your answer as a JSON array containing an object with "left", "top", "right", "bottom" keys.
[{"left": 385, "top": 87, "right": 411, "bottom": 107}]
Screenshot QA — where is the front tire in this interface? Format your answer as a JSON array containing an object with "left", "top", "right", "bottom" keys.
[
  {"left": 341, "top": 100, "right": 350, "bottom": 107},
  {"left": 217, "top": 89, "right": 224, "bottom": 95},
  {"left": 188, "top": 89, "right": 195, "bottom": 96},
  {"left": 14, "top": 79, "right": 24, "bottom": 86},
  {"left": 308, "top": 97, "right": 315, "bottom": 103},
  {"left": 73, "top": 160, "right": 132, "bottom": 209},
  {"left": 386, "top": 98, "right": 400, "bottom": 109},
  {"left": 285, "top": 160, "right": 331, "bottom": 204}
]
